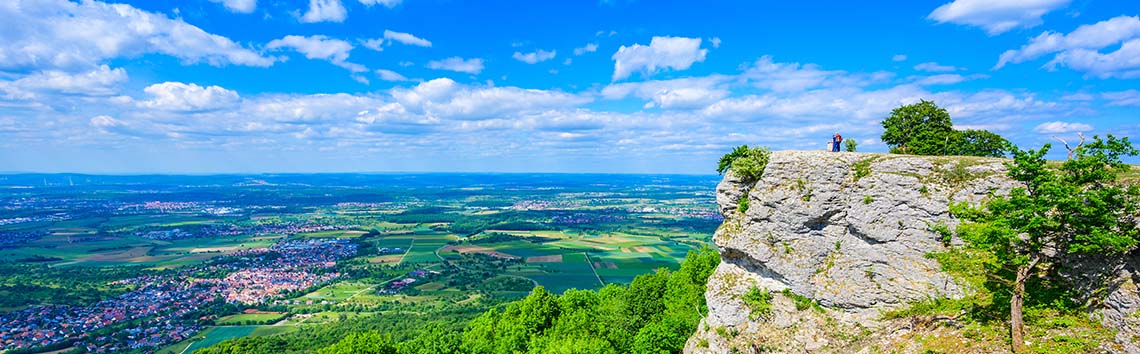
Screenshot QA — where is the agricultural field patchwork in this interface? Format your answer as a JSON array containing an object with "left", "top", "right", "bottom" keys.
[{"left": 0, "top": 173, "right": 719, "bottom": 353}]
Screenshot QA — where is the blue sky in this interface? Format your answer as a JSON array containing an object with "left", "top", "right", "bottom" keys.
[{"left": 1, "top": 0, "right": 1139, "bottom": 174}]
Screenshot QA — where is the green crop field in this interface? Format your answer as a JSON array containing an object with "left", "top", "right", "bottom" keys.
[
  {"left": 159, "top": 326, "right": 258, "bottom": 354},
  {"left": 374, "top": 235, "right": 415, "bottom": 248},
  {"left": 302, "top": 282, "right": 373, "bottom": 302},
  {"left": 297, "top": 230, "right": 368, "bottom": 238},
  {"left": 299, "top": 311, "right": 377, "bottom": 324},
  {"left": 398, "top": 231, "right": 456, "bottom": 264},
  {"left": 249, "top": 325, "right": 299, "bottom": 337},
  {"left": 508, "top": 252, "right": 603, "bottom": 293},
  {"left": 216, "top": 313, "right": 286, "bottom": 325}
]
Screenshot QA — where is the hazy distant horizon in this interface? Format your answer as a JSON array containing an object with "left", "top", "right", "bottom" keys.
[{"left": 0, "top": 171, "right": 722, "bottom": 177}]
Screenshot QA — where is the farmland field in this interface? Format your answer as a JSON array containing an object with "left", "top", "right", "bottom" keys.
[
  {"left": 0, "top": 173, "right": 720, "bottom": 353},
  {"left": 158, "top": 326, "right": 259, "bottom": 354},
  {"left": 216, "top": 313, "right": 286, "bottom": 325}
]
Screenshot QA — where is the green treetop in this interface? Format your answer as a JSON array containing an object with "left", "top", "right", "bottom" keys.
[
  {"left": 881, "top": 99, "right": 954, "bottom": 155},
  {"left": 952, "top": 134, "right": 1140, "bottom": 353}
]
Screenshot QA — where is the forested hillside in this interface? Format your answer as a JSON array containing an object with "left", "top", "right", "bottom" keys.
[{"left": 198, "top": 247, "right": 720, "bottom": 354}]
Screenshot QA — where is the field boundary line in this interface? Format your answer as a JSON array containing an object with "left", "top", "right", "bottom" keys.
[
  {"left": 397, "top": 237, "right": 416, "bottom": 264},
  {"left": 346, "top": 284, "right": 376, "bottom": 301},
  {"left": 583, "top": 251, "right": 605, "bottom": 286},
  {"left": 177, "top": 341, "right": 195, "bottom": 354}
]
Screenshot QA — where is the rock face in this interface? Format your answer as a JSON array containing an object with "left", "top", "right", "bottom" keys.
[
  {"left": 1072, "top": 251, "right": 1140, "bottom": 354},
  {"left": 686, "top": 151, "right": 1140, "bottom": 353}
]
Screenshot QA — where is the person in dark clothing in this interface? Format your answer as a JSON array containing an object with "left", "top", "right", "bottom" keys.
[{"left": 832, "top": 133, "right": 842, "bottom": 152}]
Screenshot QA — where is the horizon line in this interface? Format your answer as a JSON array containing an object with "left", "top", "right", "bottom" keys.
[{"left": 0, "top": 171, "right": 723, "bottom": 177}]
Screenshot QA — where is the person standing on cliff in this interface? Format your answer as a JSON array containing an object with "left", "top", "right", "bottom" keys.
[{"left": 832, "top": 133, "right": 843, "bottom": 152}]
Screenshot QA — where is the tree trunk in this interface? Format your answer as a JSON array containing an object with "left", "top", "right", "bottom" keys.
[{"left": 1010, "top": 255, "right": 1039, "bottom": 353}]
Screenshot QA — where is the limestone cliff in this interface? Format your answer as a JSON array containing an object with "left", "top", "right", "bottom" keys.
[{"left": 685, "top": 150, "right": 1140, "bottom": 353}]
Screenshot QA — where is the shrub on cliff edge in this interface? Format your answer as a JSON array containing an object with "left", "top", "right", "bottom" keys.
[{"left": 717, "top": 145, "right": 771, "bottom": 182}]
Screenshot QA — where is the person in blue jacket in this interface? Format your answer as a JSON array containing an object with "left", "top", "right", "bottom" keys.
[{"left": 832, "top": 133, "right": 843, "bottom": 152}]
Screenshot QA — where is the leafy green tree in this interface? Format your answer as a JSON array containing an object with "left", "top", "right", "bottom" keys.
[
  {"left": 716, "top": 145, "right": 750, "bottom": 175},
  {"left": 528, "top": 290, "right": 618, "bottom": 354},
  {"left": 952, "top": 135, "right": 1140, "bottom": 353},
  {"left": 398, "top": 323, "right": 461, "bottom": 354},
  {"left": 662, "top": 247, "right": 720, "bottom": 327},
  {"left": 844, "top": 138, "right": 857, "bottom": 152},
  {"left": 623, "top": 269, "right": 670, "bottom": 328},
  {"left": 630, "top": 316, "right": 690, "bottom": 354},
  {"left": 880, "top": 100, "right": 954, "bottom": 155},
  {"left": 594, "top": 284, "right": 637, "bottom": 351},
  {"left": 531, "top": 336, "right": 619, "bottom": 354},
  {"left": 461, "top": 309, "right": 501, "bottom": 354},
  {"left": 512, "top": 285, "right": 561, "bottom": 337},
  {"left": 462, "top": 286, "right": 562, "bottom": 353},
  {"left": 949, "top": 129, "right": 1010, "bottom": 157},
  {"left": 716, "top": 145, "right": 771, "bottom": 181},
  {"left": 318, "top": 332, "right": 398, "bottom": 354}
]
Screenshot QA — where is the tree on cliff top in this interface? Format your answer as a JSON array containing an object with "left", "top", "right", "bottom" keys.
[
  {"left": 952, "top": 135, "right": 1140, "bottom": 353},
  {"left": 948, "top": 129, "right": 1010, "bottom": 158},
  {"left": 881, "top": 100, "right": 1010, "bottom": 157},
  {"left": 717, "top": 145, "right": 771, "bottom": 182},
  {"left": 881, "top": 100, "right": 954, "bottom": 155}
]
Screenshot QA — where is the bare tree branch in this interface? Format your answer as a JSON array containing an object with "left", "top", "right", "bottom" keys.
[{"left": 1052, "top": 133, "right": 1086, "bottom": 160}]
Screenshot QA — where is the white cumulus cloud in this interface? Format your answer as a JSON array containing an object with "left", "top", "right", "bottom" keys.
[
  {"left": 361, "top": 38, "right": 385, "bottom": 51},
  {"left": 1034, "top": 121, "right": 1092, "bottom": 134},
  {"left": 928, "top": 0, "right": 1071, "bottom": 35},
  {"left": 139, "top": 82, "right": 241, "bottom": 112},
  {"left": 892, "top": 54, "right": 908, "bottom": 62},
  {"left": 384, "top": 30, "right": 432, "bottom": 47},
  {"left": 208, "top": 0, "right": 256, "bottom": 13},
  {"left": 359, "top": 0, "right": 401, "bottom": 8},
  {"left": 0, "top": 0, "right": 276, "bottom": 71},
  {"left": 376, "top": 69, "right": 410, "bottom": 82},
  {"left": 612, "top": 36, "right": 708, "bottom": 81},
  {"left": 601, "top": 77, "right": 730, "bottom": 109},
  {"left": 389, "top": 78, "right": 591, "bottom": 120},
  {"left": 911, "top": 74, "right": 987, "bottom": 86},
  {"left": 300, "top": 0, "right": 347, "bottom": 23},
  {"left": 994, "top": 16, "right": 1140, "bottom": 78},
  {"left": 513, "top": 49, "right": 557, "bottom": 64},
  {"left": 267, "top": 35, "right": 367, "bottom": 72},
  {"left": 573, "top": 43, "right": 598, "bottom": 56},
  {"left": 90, "top": 115, "right": 125, "bottom": 128},
  {"left": 3, "top": 65, "right": 128, "bottom": 97},
  {"left": 913, "top": 62, "right": 959, "bottom": 72},
  {"left": 1103, "top": 90, "right": 1140, "bottom": 107},
  {"left": 426, "top": 57, "right": 484, "bottom": 74}
]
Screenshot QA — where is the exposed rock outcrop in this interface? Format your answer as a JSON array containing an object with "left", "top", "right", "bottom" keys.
[{"left": 686, "top": 150, "right": 1140, "bottom": 353}]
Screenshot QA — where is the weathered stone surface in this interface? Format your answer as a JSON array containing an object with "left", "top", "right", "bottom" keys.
[
  {"left": 1068, "top": 251, "right": 1140, "bottom": 354},
  {"left": 690, "top": 151, "right": 1014, "bottom": 352},
  {"left": 719, "top": 152, "right": 1008, "bottom": 314},
  {"left": 715, "top": 170, "right": 751, "bottom": 217},
  {"left": 1102, "top": 255, "right": 1140, "bottom": 354},
  {"left": 687, "top": 150, "right": 1140, "bottom": 353}
]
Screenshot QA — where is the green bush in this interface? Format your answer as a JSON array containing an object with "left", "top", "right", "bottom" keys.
[
  {"left": 717, "top": 145, "right": 771, "bottom": 182},
  {"left": 781, "top": 289, "right": 822, "bottom": 312},
  {"left": 928, "top": 221, "right": 953, "bottom": 246},
  {"left": 742, "top": 286, "right": 773, "bottom": 319},
  {"left": 852, "top": 158, "right": 873, "bottom": 181},
  {"left": 737, "top": 196, "right": 749, "bottom": 213}
]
